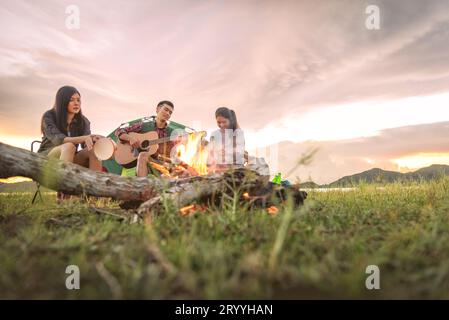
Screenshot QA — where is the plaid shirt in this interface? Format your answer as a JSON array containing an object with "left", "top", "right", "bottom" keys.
[{"left": 115, "top": 120, "right": 173, "bottom": 158}]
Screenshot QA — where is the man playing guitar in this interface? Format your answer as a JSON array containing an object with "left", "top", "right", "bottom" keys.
[{"left": 115, "top": 100, "right": 176, "bottom": 177}]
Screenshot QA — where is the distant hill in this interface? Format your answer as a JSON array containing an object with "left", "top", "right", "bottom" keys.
[
  {"left": 327, "top": 168, "right": 403, "bottom": 187},
  {"left": 406, "top": 164, "right": 449, "bottom": 180},
  {"left": 299, "top": 181, "right": 321, "bottom": 189},
  {"left": 325, "top": 164, "right": 449, "bottom": 187}
]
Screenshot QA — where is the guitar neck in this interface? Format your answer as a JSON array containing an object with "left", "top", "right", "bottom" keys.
[
  {"left": 142, "top": 131, "right": 205, "bottom": 146},
  {"left": 147, "top": 136, "right": 172, "bottom": 145}
]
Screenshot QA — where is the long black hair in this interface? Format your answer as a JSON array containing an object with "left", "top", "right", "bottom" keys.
[
  {"left": 42, "top": 86, "right": 85, "bottom": 135},
  {"left": 215, "top": 107, "right": 239, "bottom": 131}
]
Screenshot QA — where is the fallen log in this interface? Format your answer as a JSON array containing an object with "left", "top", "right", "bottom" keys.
[
  {"left": 0, "top": 142, "right": 306, "bottom": 214},
  {"left": 0, "top": 142, "right": 167, "bottom": 201}
]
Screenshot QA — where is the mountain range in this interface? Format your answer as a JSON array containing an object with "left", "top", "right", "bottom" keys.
[{"left": 299, "top": 164, "right": 449, "bottom": 188}]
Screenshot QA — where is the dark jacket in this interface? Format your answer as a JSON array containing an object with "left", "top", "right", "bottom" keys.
[{"left": 38, "top": 109, "right": 91, "bottom": 154}]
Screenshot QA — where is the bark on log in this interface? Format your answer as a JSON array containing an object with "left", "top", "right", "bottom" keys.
[
  {"left": 138, "top": 169, "right": 271, "bottom": 215},
  {"left": 0, "top": 142, "right": 167, "bottom": 201},
  {"left": 138, "top": 173, "right": 226, "bottom": 215}
]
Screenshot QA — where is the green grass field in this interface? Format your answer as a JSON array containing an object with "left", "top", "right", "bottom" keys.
[{"left": 1, "top": 177, "right": 449, "bottom": 299}]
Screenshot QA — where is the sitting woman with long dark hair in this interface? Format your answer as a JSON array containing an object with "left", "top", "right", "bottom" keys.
[
  {"left": 208, "top": 107, "right": 246, "bottom": 171},
  {"left": 38, "top": 86, "right": 102, "bottom": 172}
]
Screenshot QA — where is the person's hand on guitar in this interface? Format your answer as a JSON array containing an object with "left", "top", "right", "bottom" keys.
[
  {"left": 129, "top": 136, "right": 140, "bottom": 148},
  {"left": 118, "top": 133, "right": 140, "bottom": 149}
]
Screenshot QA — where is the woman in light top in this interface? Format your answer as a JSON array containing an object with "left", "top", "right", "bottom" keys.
[{"left": 208, "top": 107, "right": 246, "bottom": 171}]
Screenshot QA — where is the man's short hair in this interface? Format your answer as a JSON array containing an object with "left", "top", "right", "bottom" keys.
[{"left": 157, "top": 100, "right": 174, "bottom": 109}]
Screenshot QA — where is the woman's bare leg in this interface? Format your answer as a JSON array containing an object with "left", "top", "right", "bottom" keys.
[
  {"left": 74, "top": 148, "right": 103, "bottom": 171},
  {"left": 48, "top": 143, "right": 76, "bottom": 201},
  {"left": 47, "top": 143, "right": 76, "bottom": 162}
]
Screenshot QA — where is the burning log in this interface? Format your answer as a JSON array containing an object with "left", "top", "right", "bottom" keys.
[
  {"left": 148, "top": 160, "right": 171, "bottom": 177},
  {"left": 154, "top": 154, "right": 197, "bottom": 178}
]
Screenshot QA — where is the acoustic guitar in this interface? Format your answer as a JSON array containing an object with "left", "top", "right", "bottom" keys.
[{"left": 114, "top": 131, "right": 206, "bottom": 168}]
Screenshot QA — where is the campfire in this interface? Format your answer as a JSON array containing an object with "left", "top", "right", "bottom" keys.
[
  {"left": 138, "top": 131, "right": 308, "bottom": 217},
  {"left": 147, "top": 132, "right": 208, "bottom": 179},
  {"left": 175, "top": 132, "right": 208, "bottom": 176}
]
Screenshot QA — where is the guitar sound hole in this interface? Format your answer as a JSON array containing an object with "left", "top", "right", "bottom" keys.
[{"left": 141, "top": 140, "right": 150, "bottom": 149}]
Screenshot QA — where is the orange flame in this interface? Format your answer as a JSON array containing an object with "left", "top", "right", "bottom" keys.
[
  {"left": 179, "top": 204, "right": 207, "bottom": 216},
  {"left": 267, "top": 206, "right": 279, "bottom": 215},
  {"left": 179, "top": 204, "right": 195, "bottom": 216},
  {"left": 176, "top": 133, "right": 208, "bottom": 175}
]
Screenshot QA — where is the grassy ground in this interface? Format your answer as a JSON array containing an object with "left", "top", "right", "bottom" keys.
[{"left": 1, "top": 177, "right": 449, "bottom": 299}]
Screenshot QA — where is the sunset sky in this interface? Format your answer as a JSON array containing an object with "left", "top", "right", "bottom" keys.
[{"left": 1, "top": 0, "right": 449, "bottom": 184}]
